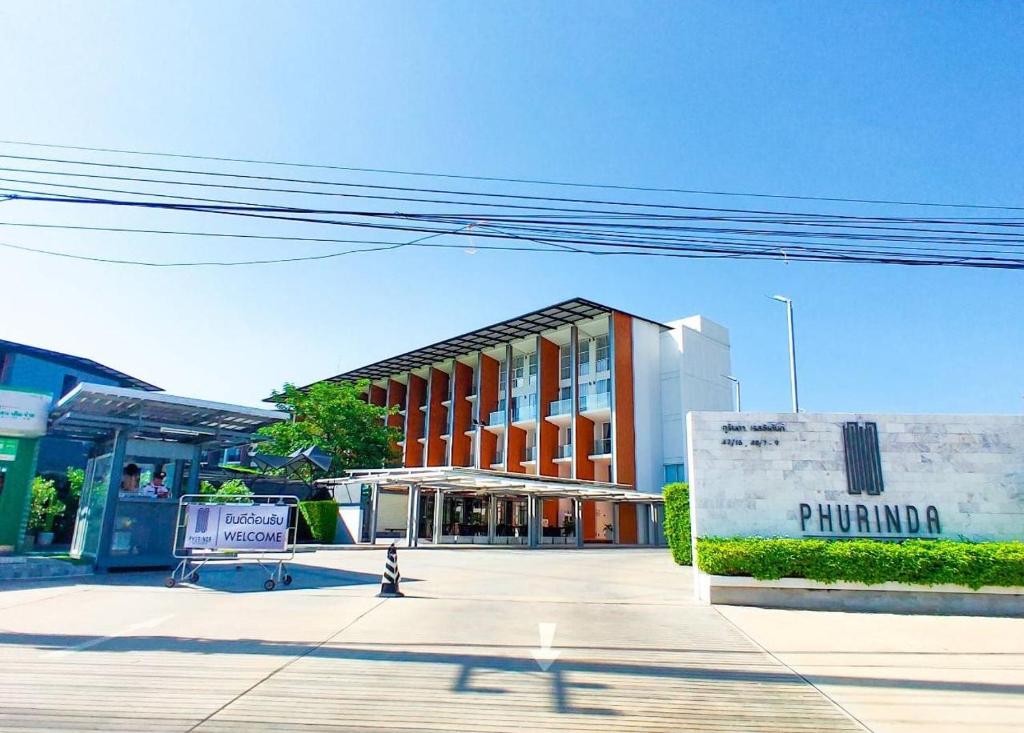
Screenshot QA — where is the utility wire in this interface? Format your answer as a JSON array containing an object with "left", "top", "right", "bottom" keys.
[
  {"left": 4, "top": 189, "right": 1024, "bottom": 268},
  {"left": 1, "top": 138, "right": 1021, "bottom": 211}
]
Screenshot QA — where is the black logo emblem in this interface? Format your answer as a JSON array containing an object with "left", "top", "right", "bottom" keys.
[
  {"left": 842, "top": 421, "right": 884, "bottom": 495},
  {"left": 195, "top": 506, "right": 210, "bottom": 533}
]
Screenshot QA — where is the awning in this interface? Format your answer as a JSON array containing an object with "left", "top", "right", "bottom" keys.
[
  {"left": 320, "top": 467, "right": 664, "bottom": 503},
  {"left": 48, "top": 383, "right": 288, "bottom": 447}
]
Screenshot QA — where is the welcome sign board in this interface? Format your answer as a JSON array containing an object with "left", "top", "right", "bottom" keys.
[
  {"left": 0, "top": 389, "right": 50, "bottom": 438},
  {"left": 184, "top": 503, "right": 290, "bottom": 551}
]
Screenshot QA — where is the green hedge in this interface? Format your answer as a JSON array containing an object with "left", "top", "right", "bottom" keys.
[
  {"left": 697, "top": 537, "right": 1024, "bottom": 590},
  {"left": 663, "top": 482, "right": 691, "bottom": 565},
  {"left": 298, "top": 500, "right": 339, "bottom": 543}
]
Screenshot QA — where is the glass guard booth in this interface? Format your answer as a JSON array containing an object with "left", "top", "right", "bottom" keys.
[{"left": 48, "top": 383, "right": 286, "bottom": 571}]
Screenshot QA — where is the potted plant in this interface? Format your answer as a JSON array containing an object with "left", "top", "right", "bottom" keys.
[
  {"left": 29, "top": 477, "right": 66, "bottom": 547},
  {"left": 561, "top": 514, "right": 575, "bottom": 537}
]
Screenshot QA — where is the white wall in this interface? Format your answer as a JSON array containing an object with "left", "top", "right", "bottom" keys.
[
  {"left": 687, "top": 411, "right": 1024, "bottom": 542},
  {"left": 660, "top": 316, "right": 733, "bottom": 482},
  {"left": 377, "top": 491, "right": 409, "bottom": 533},
  {"left": 631, "top": 318, "right": 664, "bottom": 493}
]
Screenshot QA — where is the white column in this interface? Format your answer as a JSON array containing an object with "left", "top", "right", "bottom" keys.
[
  {"left": 574, "top": 497, "right": 584, "bottom": 548},
  {"left": 406, "top": 485, "right": 419, "bottom": 548},
  {"left": 433, "top": 488, "right": 444, "bottom": 544},
  {"left": 487, "top": 495, "right": 497, "bottom": 544},
  {"left": 637, "top": 503, "right": 650, "bottom": 545},
  {"left": 527, "top": 495, "right": 538, "bottom": 548},
  {"left": 368, "top": 484, "right": 380, "bottom": 545}
]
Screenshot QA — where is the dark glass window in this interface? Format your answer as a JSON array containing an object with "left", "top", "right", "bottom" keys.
[{"left": 61, "top": 374, "right": 79, "bottom": 397}]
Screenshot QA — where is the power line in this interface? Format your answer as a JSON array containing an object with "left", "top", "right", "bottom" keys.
[
  {"left": 1, "top": 147, "right": 1022, "bottom": 269},
  {"left": 1, "top": 138, "right": 1022, "bottom": 212}
]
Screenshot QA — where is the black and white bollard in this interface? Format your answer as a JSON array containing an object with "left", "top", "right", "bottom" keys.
[{"left": 377, "top": 542, "right": 404, "bottom": 597}]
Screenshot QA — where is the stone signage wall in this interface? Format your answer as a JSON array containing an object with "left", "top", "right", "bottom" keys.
[{"left": 686, "top": 411, "right": 1024, "bottom": 542}]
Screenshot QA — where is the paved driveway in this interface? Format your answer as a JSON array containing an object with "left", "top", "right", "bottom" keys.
[{"left": 0, "top": 548, "right": 861, "bottom": 732}]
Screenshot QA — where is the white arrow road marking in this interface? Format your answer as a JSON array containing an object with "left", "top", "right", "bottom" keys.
[
  {"left": 530, "top": 622, "right": 560, "bottom": 672},
  {"left": 50, "top": 614, "right": 174, "bottom": 657}
]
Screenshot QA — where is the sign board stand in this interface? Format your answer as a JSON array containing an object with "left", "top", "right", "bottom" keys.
[{"left": 169, "top": 494, "right": 299, "bottom": 591}]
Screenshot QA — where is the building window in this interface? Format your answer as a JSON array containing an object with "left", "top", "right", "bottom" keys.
[
  {"left": 559, "top": 346, "right": 571, "bottom": 381},
  {"left": 498, "top": 359, "right": 508, "bottom": 393},
  {"left": 664, "top": 464, "right": 686, "bottom": 484},
  {"left": 595, "top": 334, "right": 610, "bottom": 373},
  {"left": 578, "top": 338, "right": 591, "bottom": 376},
  {"left": 60, "top": 374, "right": 79, "bottom": 398}
]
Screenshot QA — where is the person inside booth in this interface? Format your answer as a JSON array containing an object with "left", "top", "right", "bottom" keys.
[
  {"left": 140, "top": 470, "right": 171, "bottom": 500},
  {"left": 120, "top": 463, "right": 141, "bottom": 494}
]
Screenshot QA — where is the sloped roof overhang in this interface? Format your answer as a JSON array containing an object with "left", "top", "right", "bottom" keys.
[{"left": 268, "top": 297, "right": 668, "bottom": 400}]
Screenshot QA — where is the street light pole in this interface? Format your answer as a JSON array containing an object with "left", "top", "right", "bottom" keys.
[
  {"left": 769, "top": 295, "right": 800, "bottom": 413},
  {"left": 724, "top": 375, "right": 741, "bottom": 412}
]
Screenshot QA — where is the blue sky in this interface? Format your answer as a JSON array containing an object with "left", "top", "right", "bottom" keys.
[{"left": 0, "top": 1, "right": 1021, "bottom": 412}]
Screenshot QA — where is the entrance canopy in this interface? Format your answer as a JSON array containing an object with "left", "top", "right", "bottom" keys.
[
  {"left": 49, "top": 383, "right": 286, "bottom": 448},
  {"left": 322, "top": 467, "right": 664, "bottom": 503}
]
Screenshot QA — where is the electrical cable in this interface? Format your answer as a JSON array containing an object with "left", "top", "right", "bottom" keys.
[{"left": 2, "top": 138, "right": 1022, "bottom": 211}]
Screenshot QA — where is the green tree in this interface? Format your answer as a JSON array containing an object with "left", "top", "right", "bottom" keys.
[
  {"left": 29, "top": 477, "right": 66, "bottom": 534},
  {"left": 66, "top": 467, "right": 86, "bottom": 500},
  {"left": 257, "top": 380, "right": 400, "bottom": 476}
]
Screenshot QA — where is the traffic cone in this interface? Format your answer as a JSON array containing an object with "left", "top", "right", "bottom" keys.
[{"left": 377, "top": 542, "right": 404, "bottom": 597}]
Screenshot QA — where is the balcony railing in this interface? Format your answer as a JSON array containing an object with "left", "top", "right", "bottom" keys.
[
  {"left": 592, "top": 438, "right": 612, "bottom": 455},
  {"left": 488, "top": 410, "right": 506, "bottom": 426},
  {"left": 557, "top": 444, "right": 573, "bottom": 459},
  {"left": 548, "top": 398, "right": 572, "bottom": 417},
  {"left": 512, "top": 405, "right": 537, "bottom": 422},
  {"left": 579, "top": 391, "right": 611, "bottom": 412},
  {"left": 523, "top": 446, "right": 537, "bottom": 462}
]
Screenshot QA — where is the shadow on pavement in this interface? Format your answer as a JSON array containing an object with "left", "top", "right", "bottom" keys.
[{"left": 0, "top": 631, "right": 1020, "bottom": 699}]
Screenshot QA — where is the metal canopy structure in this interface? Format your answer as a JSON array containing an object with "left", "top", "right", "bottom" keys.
[
  {"left": 282, "top": 297, "right": 669, "bottom": 391},
  {"left": 323, "top": 467, "right": 665, "bottom": 503},
  {"left": 321, "top": 467, "right": 666, "bottom": 550},
  {"left": 49, "top": 383, "right": 287, "bottom": 448}
]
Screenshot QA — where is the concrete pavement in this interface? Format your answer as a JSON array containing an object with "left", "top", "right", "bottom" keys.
[
  {"left": 3, "top": 548, "right": 1021, "bottom": 731},
  {"left": 0, "top": 548, "right": 862, "bottom": 732},
  {"left": 717, "top": 604, "right": 1024, "bottom": 733}
]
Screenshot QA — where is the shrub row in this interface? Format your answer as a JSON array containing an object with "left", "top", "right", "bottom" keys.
[
  {"left": 299, "top": 500, "right": 339, "bottom": 543},
  {"left": 663, "top": 482, "right": 691, "bottom": 565},
  {"left": 697, "top": 536, "right": 1024, "bottom": 590}
]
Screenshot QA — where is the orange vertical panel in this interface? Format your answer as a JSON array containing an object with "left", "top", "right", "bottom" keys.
[
  {"left": 582, "top": 500, "right": 597, "bottom": 541},
  {"left": 574, "top": 414, "right": 595, "bottom": 481},
  {"left": 385, "top": 379, "right": 406, "bottom": 464},
  {"left": 478, "top": 355, "right": 499, "bottom": 467},
  {"left": 369, "top": 385, "right": 386, "bottom": 407},
  {"left": 506, "top": 425, "right": 526, "bottom": 473},
  {"left": 612, "top": 312, "right": 636, "bottom": 487},
  {"left": 537, "top": 337, "right": 559, "bottom": 476},
  {"left": 426, "top": 368, "right": 449, "bottom": 466},
  {"left": 404, "top": 374, "right": 426, "bottom": 467},
  {"left": 618, "top": 503, "right": 638, "bottom": 544},
  {"left": 386, "top": 380, "right": 406, "bottom": 428},
  {"left": 450, "top": 361, "right": 473, "bottom": 466},
  {"left": 543, "top": 499, "right": 559, "bottom": 529}
]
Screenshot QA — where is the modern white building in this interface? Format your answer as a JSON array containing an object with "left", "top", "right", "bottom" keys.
[{"left": 303, "top": 298, "right": 732, "bottom": 546}]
